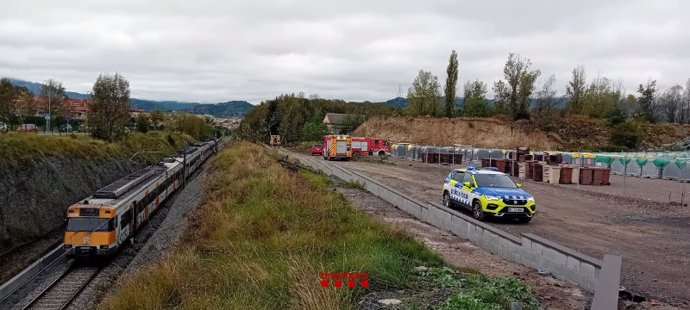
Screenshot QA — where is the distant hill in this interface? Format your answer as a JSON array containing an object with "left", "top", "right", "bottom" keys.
[
  {"left": 385, "top": 97, "right": 408, "bottom": 108},
  {"left": 6, "top": 78, "right": 253, "bottom": 117}
]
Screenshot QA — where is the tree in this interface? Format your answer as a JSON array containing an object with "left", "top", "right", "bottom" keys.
[
  {"left": 0, "top": 78, "right": 19, "bottom": 124},
  {"left": 40, "top": 79, "right": 67, "bottom": 130},
  {"left": 659, "top": 85, "right": 683, "bottom": 123},
  {"left": 407, "top": 70, "right": 440, "bottom": 117},
  {"left": 88, "top": 73, "right": 131, "bottom": 141},
  {"left": 492, "top": 53, "right": 540, "bottom": 119},
  {"left": 565, "top": 66, "right": 587, "bottom": 114},
  {"left": 461, "top": 80, "right": 488, "bottom": 117},
  {"left": 492, "top": 80, "right": 509, "bottom": 115},
  {"left": 637, "top": 80, "right": 658, "bottom": 122},
  {"left": 580, "top": 77, "right": 623, "bottom": 119},
  {"left": 150, "top": 109, "right": 166, "bottom": 129},
  {"left": 533, "top": 75, "right": 559, "bottom": 130},
  {"left": 444, "top": 50, "right": 459, "bottom": 117},
  {"left": 681, "top": 79, "right": 690, "bottom": 124},
  {"left": 136, "top": 114, "right": 150, "bottom": 133}
]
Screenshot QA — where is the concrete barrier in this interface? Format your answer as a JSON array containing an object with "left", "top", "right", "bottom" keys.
[
  {"left": 591, "top": 255, "right": 623, "bottom": 310},
  {"left": 297, "top": 156, "right": 608, "bottom": 292}
]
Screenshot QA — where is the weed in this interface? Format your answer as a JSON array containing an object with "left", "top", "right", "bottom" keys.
[
  {"left": 343, "top": 180, "right": 366, "bottom": 190},
  {"left": 423, "top": 267, "right": 460, "bottom": 288},
  {"left": 437, "top": 274, "right": 540, "bottom": 310}
]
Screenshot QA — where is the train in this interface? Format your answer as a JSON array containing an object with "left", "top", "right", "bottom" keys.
[{"left": 63, "top": 140, "right": 217, "bottom": 257}]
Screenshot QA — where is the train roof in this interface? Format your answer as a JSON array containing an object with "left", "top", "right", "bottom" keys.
[{"left": 92, "top": 165, "right": 168, "bottom": 200}]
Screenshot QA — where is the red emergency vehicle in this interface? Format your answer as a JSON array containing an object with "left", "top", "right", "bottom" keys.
[{"left": 351, "top": 137, "right": 391, "bottom": 157}]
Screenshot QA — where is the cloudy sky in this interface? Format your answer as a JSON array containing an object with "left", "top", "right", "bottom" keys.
[{"left": 0, "top": 0, "right": 688, "bottom": 104}]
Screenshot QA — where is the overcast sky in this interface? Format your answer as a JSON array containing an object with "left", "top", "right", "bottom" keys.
[{"left": 1, "top": 0, "right": 688, "bottom": 104}]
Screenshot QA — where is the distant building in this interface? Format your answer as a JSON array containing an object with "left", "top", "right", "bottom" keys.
[
  {"left": 323, "top": 113, "right": 361, "bottom": 134},
  {"left": 31, "top": 97, "right": 89, "bottom": 120},
  {"left": 67, "top": 99, "right": 89, "bottom": 120},
  {"left": 129, "top": 109, "right": 146, "bottom": 118}
]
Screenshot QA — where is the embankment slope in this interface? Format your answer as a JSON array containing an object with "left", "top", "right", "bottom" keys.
[
  {"left": 354, "top": 116, "right": 690, "bottom": 150},
  {"left": 0, "top": 132, "right": 193, "bottom": 254}
]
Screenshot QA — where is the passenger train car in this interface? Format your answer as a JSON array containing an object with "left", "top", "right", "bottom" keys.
[{"left": 64, "top": 141, "right": 216, "bottom": 257}]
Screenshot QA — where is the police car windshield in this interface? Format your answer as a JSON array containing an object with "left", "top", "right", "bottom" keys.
[
  {"left": 474, "top": 174, "right": 517, "bottom": 188},
  {"left": 66, "top": 218, "right": 111, "bottom": 232}
]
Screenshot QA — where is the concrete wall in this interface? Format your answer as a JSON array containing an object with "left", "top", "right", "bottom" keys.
[{"left": 302, "top": 158, "right": 603, "bottom": 291}]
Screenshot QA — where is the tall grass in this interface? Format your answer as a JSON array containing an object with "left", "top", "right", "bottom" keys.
[
  {"left": 0, "top": 131, "right": 194, "bottom": 166},
  {"left": 100, "top": 142, "right": 442, "bottom": 310}
]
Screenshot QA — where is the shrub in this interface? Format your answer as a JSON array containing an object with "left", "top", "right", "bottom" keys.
[{"left": 609, "top": 121, "right": 643, "bottom": 150}]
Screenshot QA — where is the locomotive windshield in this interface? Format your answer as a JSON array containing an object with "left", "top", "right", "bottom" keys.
[{"left": 66, "top": 218, "right": 114, "bottom": 231}]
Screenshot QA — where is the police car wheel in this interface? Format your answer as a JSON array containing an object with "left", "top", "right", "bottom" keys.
[
  {"left": 472, "top": 201, "right": 485, "bottom": 221},
  {"left": 443, "top": 192, "right": 451, "bottom": 207}
]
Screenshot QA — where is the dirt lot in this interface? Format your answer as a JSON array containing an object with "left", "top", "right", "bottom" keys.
[
  {"left": 556, "top": 174, "right": 690, "bottom": 205},
  {"left": 295, "top": 153, "right": 690, "bottom": 308}
]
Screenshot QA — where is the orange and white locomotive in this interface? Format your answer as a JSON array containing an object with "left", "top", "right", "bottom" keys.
[{"left": 63, "top": 141, "right": 215, "bottom": 257}]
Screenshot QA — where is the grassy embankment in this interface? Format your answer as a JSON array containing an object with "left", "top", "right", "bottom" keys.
[
  {"left": 100, "top": 142, "right": 538, "bottom": 309},
  {"left": 0, "top": 131, "right": 195, "bottom": 166}
]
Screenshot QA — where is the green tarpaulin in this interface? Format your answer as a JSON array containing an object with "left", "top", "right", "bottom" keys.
[
  {"left": 619, "top": 157, "right": 632, "bottom": 165},
  {"left": 653, "top": 159, "right": 670, "bottom": 168},
  {"left": 675, "top": 160, "right": 688, "bottom": 170},
  {"left": 595, "top": 155, "right": 614, "bottom": 164},
  {"left": 636, "top": 158, "right": 648, "bottom": 167}
]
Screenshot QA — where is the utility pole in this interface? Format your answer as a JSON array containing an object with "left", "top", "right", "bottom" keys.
[{"left": 47, "top": 85, "right": 52, "bottom": 134}]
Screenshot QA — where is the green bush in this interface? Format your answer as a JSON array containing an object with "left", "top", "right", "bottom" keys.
[{"left": 609, "top": 121, "right": 643, "bottom": 149}]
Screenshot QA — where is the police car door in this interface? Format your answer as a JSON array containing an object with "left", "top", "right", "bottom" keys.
[
  {"left": 448, "top": 170, "right": 464, "bottom": 204},
  {"left": 459, "top": 173, "right": 475, "bottom": 208}
]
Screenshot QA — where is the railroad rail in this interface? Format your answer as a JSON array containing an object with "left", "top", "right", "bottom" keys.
[{"left": 22, "top": 263, "right": 101, "bottom": 310}]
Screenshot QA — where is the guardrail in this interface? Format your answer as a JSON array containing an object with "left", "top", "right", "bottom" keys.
[
  {"left": 0, "top": 245, "right": 65, "bottom": 303},
  {"left": 290, "top": 152, "right": 622, "bottom": 309}
]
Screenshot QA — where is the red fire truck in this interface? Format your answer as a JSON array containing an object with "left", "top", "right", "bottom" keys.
[
  {"left": 351, "top": 137, "right": 391, "bottom": 157},
  {"left": 322, "top": 135, "right": 353, "bottom": 160}
]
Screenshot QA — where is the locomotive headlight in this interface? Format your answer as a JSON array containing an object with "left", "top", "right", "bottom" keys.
[
  {"left": 485, "top": 195, "right": 501, "bottom": 201},
  {"left": 527, "top": 196, "right": 535, "bottom": 202}
]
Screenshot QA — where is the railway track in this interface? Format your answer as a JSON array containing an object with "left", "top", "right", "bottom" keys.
[{"left": 22, "top": 264, "right": 101, "bottom": 310}]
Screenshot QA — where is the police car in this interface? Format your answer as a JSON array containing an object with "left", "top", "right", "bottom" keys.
[{"left": 442, "top": 167, "right": 536, "bottom": 223}]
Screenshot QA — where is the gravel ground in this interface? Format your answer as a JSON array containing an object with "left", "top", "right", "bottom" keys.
[
  {"left": 295, "top": 152, "right": 689, "bottom": 308},
  {"left": 333, "top": 180, "right": 587, "bottom": 310}
]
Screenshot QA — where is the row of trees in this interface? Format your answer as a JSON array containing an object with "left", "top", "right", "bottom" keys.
[
  {"left": 407, "top": 51, "right": 690, "bottom": 125},
  {"left": 238, "top": 93, "right": 399, "bottom": 143}
]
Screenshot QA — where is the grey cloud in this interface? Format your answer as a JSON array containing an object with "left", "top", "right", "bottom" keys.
[{"left": 0, "top": 0, "right": 689, "bottom": 103}]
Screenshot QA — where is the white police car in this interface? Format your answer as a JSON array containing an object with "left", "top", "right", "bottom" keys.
[{"left": 442, "top": 167, "right": 536, "bottom": 223}]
